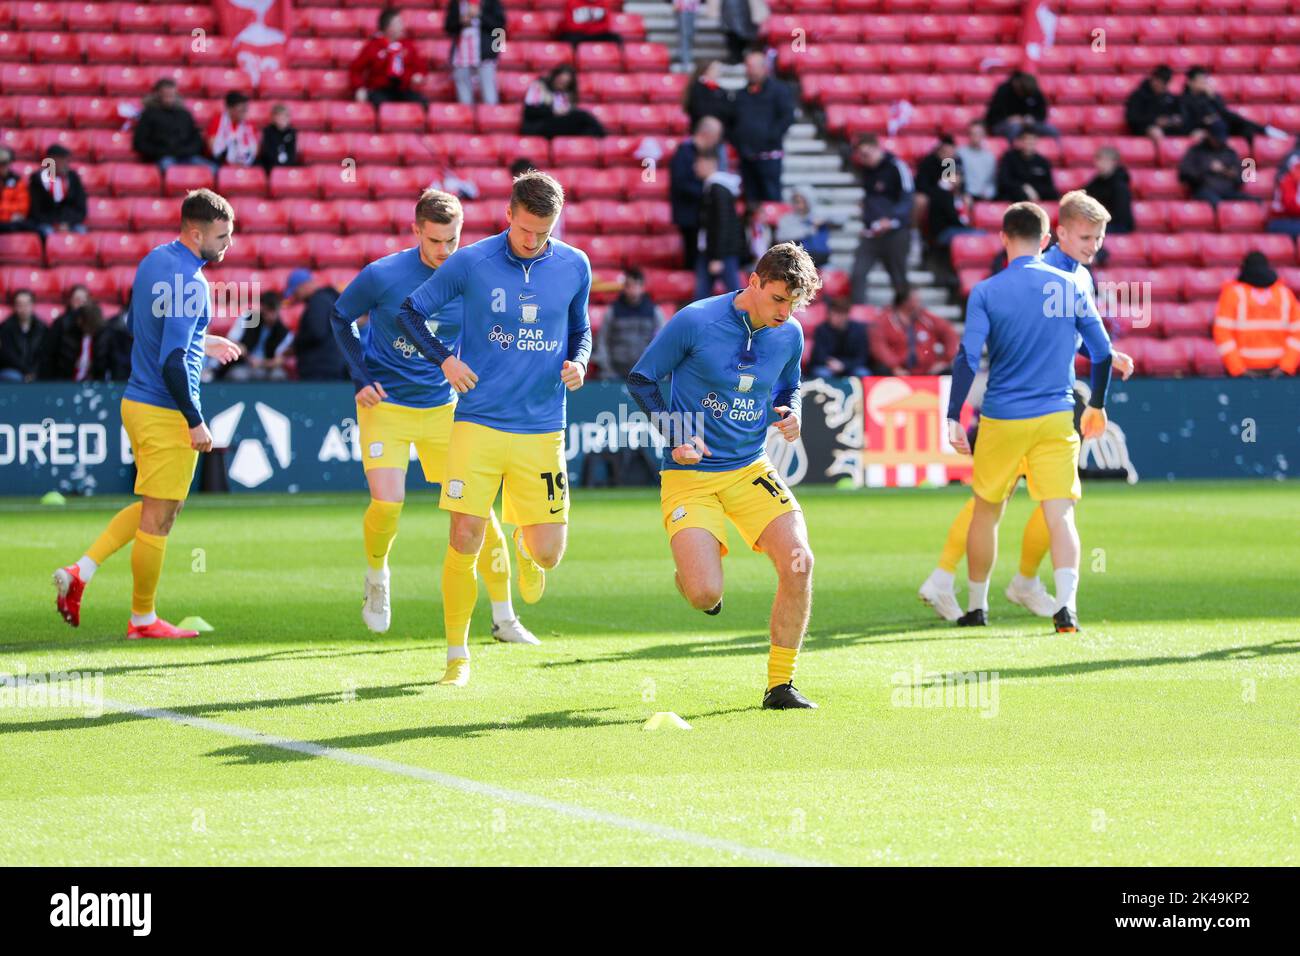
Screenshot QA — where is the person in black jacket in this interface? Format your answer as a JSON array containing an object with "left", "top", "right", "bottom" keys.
[
  {"left": 40, "top": 301, "right": 131, "bottom": 382},
  {"left": 996, "top": 127, "right": 1058, "bottom": 202},
  {"left": 669, "top": 116, "right": 727, "bottom": 270},
  {"left": 256, "top": 103, "right": 298, "bottom": 173},
  {"left": 1178, "top": 129, "right": 1248, "bottom": 205},
  {"left": 850, "top": 134, "right": 914, "bottom": 303},
  {"left": 132, "top": 79, "right": 217, "bottom": 173},
  {"left": 729, "top": 51, "right": 794, "bottom": 205},
  {"left": 693, "top": 152, "right": 746, "bottom": 298},
  {"left": 1179, "top": 66, "right": 1283, "bottom": 146},
  {"left": 27, "top": 144, "right": 87, "bottom": 239},
  {"left": 985, "top": 71, "right": 1059, "bottom": 141},
  {"left": 1125, "top": 65, "right": 1185, "bottom": 141},
  {"left": 683, "top": 60, "right": 736, "bottom": 131},
  {"left": 446, "top": 0, "right": 505, "bottom": 106},
  {"left": 810, "top": 302, "right": 871, "bottom": 379},
  {"left": 0, "top": 289, "right": 46, "bottom": 382},
  {"left": 1083, "top": 147, "right": 1134, "bottom": 234},
  {"left": 217, "top": 291, "right": 293, "bottom": 381},
  {"left": 285, "top": 269, "right": 347, "bottom": 381},
  {"left": 520, "top": 65, "right": 605, "bottom": 137}
]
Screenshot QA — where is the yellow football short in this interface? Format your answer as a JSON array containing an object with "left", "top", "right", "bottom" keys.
[
  {"left": 440, "top": 420, "right": 568, "bottom": 525},
  {"left": 973, "top": 410, "right": 1081, "bottom": 504},
  {"left": 122, "top": 397, "right": 198, "bottom": 501},
  {"left": 659, "top": 457, "right": 800, "bottom": 557},
  {"left": 356, "top": 399, "right": 454, "bottom": 484}
]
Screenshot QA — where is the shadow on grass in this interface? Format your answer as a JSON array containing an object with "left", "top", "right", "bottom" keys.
[
  {"left": 984, "top": 638, "right": 1300, "bottom": 682},
  {"left": 204, "top": 705, "right": 753, "bottom": 765}
]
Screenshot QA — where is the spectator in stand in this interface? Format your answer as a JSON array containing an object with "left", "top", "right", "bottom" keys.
[
  {"left": 206, "top": 92, "right": 259, "bottom": 168},
  {"left": 956, "top": 120, "right": 997, "bottom": 201},
  {"left": 40, "top": 300, "right": 131, "bottom": 382},
  {"left": 1083, "top": 147, "right": 1134, "bottom": 234},
  {"left": 558, "top": 0, "right": 622, "bottom": 46},
  {"left": 218, "top": 292, "right": 293, "bottom": 381},
  {"left": 810, "top": 301, "right": 871, "bottom": 379},
  {"left": 132, "top": 78, "right": 217, "bottom": 173},
  {"left": 1268, "top": 151, "right": 1300, "bottom": 238},
  {"left": 996, "top": 126, "right": 1058, "bottom": 202},
  {"left": 683, "top": 60, "right": 736, "bottom": 132},
  {"left": 730, "top": 50, "right": 794, "bottom": 205},
  {"left": 1213, "top": 251, "right": 1300, "bottom": 378},
  {"left": 521, "top": 65, "right": 606, "bottom": 138},
  {"left": 673, "top": 0, "right": 700, "bottom": 73},
  {"left": 1180, "top": 66, "right": 1286, "bottom": 146},
  {"left": 0, "top": 148, "right": 31, "bottom": 234},
  {"left": 445, "top": 0, "right": 504, "bottom": 107},
  {"left": 0, "top": 290, "right": 46, "bottom": 382},
  {"left": 27, "top": 145, "right": 87, "bottom": 239},
  {"left": 986, "top": 71, "right": 1059, "bottom": 141},
  {"left": 775, "top": 186, "right": 832, "bottom": 268},
  {"left": 915, "top": 135, "right": 959, "bottom": 201},
  {"left": 926, "top": 165, "right": 979, "bottom": 261},
  {"left": 351, "top": 8, "right": 428, "bottom": 108},
  {"left": 1125, "top": 65, "right": 1186, "bottom": 142},
  {"left": 850, "top": 133, "right": 913, "bottom": 303},
  {"left": 871, "top": 285, "right": 959, "bottom": 377},
  {"left": 285, "top": 270, "right": 347, "bottom": 381},
  {"left": 694, "top": 151, "right": 746, "bottom": 298},
  {"left": 669, "top": 116, "right": 727, "bottom": 270},
  {"left": 718, "top": 0, "right": 759, "bottom": 65},
  {"left": 256, "top": 103, "right": 299, "bottom": 173},
  {"left": 592, "top": 268, "right": 666, "bottom": 381},
  {"left": 1178, "top": 127, "right": 1248, "bottom": 205}
]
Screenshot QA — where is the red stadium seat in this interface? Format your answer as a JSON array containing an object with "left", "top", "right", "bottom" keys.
[
  {"left": 473, "top": 104, "right": 520, "bottom": 134},
  {"left": 1183, "top": 268, "right": 1233, "bottom": 302},
  {"left": 462, "top": 166, "right": 513, "bottom": 198},
  {"left": 110, "top": 164, "right": 162, "bottom": 197},
  {"left": 1184, "top": 337, "right": 1225, "bottom": 377},
  {"left": 1167, "top": 202, "right": 1215, "bottom": 232},
  {"left": 57, "top": 265, "right": 120, "bottom": 302},
  {"left": 255, "top": 234, "right": 305, "bottom": 268},
  {"left": 43, "top": 231, "right": 97, "bottom": 266},
  {"left": 2, "top": 62, "right": 50, "bottom": 95},
  {"left": 1216, "top": 202, "right": 1267, "bottom": 234},
  {"left": 366, "top": 166, "right": 421, "bottom": 199},
  {"left": 126, "top": 196, "right": 172, "bottom": 230},
  {"left": 378, "top": 102, "right": 425, "bottom": 133},
  {"left": 285, "top": 36, "right": 334, "bottom": 69},
  {"left": 2, "top": 264, "right": 62, "bottom": 300},
  {"left": 1101, "top": 235, "right": 1148, "bottom": 267},
  {"left": 28, "top": 30, "right": 80, "bottom": 63},
  {"left": 258, "top": 70, "right": 305, "bottom": 100},
  {"left": 133, "top": 34, "right": 187, "bottom": 66},
  {"left": 1130, "top": 168, "right": 1182, "bottom": 200},
  {"left": 163, "top": 163, "right": 214, "bottom": 195},
  {"left": 236, "top": 198, "right": 292, "bottom": 234},
  {"left": 309, "top": 235, "right": 364, "bottom": 269},
  {"left": 84, "top": 196, "right": 127, "bottom": 232},
  {"left": 426, "top": 101, "right": 475, "bottom": 133},
  {"left": 361, "top": 234, "right": 408, "bottom": 262},
  {"left": 576, "top": 42, "right": 621, "bottom": 73},
  {"left": 14, "top": 95, "right": 65, "bottom": 129},
  {"left": 337, "top": 199, "right": 393, "bottom": 235},
  {"left": 14, "top": 1, "right": 63, "bottom": 30},
  {"left": 300, "top": 8, "right": 366, "bottom": 38},
  {"left": 0, "top": 29, "right": 29, "bottom": 63},
  {"left": 216, "top": 166, "right": 268, "bottom": 198},
  {"left": 1161, "top": 303, "right": 1211, "bottom": 339},
  {"left": 325, "top": 100, "right": 375, "bottom": 133},
  {"left": 1140, "top": 338, "right": 1193, "bottom": 376},
  {"left": 524, "top": 41, "right": 573, "bottom": 71},
  {"left": 1144, "top": 234, "right": 1198, "bottom": 265},
  {"left": 950, "top": 233, "right": 1000, "bottom": 269},
  {"left": 286, "top": 198, "right": 342, "bottom": 235},
  {"left": 622, "top": 42, "right": 669, "bottom": 72},
  {"left": 96, "top": 231, "right": 152, "bottom": 266},
  {"left": 296, "top": 131, "right": 347, "bottom": 164},
  {"left": 269, "top": 166, "right": 320, "bottom": 199},
  {"left": 100, "top": 64, "right": 150, "bottom": 96}
]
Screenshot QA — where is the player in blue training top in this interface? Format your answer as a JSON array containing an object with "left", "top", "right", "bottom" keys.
[
  {"left": 946, "top": 201, "right": 1114, "bottom": 634},
  {"left": 330, "top": 190, "right": 539, "bottom": 682},
  {"left": 919, "top": 190, "right": 1134, "bottom": 624},
  {"left": 395, "top": 171, "right": 591, "bottom": 682},
  {"left": 52, "top": 189, "right": 241, "bottom": 639},
  {"left": 627, "top": 243, "right": 822, "bottom": 710}
]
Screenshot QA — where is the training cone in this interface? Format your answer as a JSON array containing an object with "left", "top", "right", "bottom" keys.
[
  {"left": 643, "top": 711, "right": 692, "bottom": 731},
  {"left": 40, "top": 491, "right": 66, "bottom": 506},
  {"left": 177, "top": 616, "right": 214, "bottom": 633}
]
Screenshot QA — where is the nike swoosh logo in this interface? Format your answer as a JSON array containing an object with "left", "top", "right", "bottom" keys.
[
  {"left": 519, "top": 293, "right": 537, "bottom": 301},
  {"left": 778, "top": 497, "right": 790, "bottom": 504},
  {"left": 738, "top": 365, "right": 754, "bottom": 370},
  {"left": 549, "top": 506, "right": 564, "bottom": 514}
]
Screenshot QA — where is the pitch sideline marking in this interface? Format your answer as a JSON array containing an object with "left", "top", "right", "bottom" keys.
[{"left": 98, "top": 694, "right": 833, "bottom": 867}]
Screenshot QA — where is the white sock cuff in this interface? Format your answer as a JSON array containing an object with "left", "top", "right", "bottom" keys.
[{"left": 446, "top": 646, "right": 470, "bottom": 661}]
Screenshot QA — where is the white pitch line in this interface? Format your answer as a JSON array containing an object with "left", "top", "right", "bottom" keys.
[{"left": 100, "top": 695, "right": 832, "bottom": 867}]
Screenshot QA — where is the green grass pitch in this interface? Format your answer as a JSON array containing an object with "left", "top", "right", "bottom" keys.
[{"left": 1, "top": 481, "right": 1296, "bottom": 866}]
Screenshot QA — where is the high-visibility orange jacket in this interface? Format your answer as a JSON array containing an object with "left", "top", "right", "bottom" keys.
[{"left": 1213, "top": 280, "right": 1300, "bottom": 376}]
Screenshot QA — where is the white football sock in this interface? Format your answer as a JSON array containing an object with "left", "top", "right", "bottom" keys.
[
  {"left": 367, "top": 566, "right": 389, "bottom": 582},
  {"left": 491, "top": 599, "right": 515, "bottom": 625},
  {"left": 130, "top": 611, "right": 158, "bottom": 627},
  {"left": 1011, "top": 573, "right": 1037, "bottom": 591},
  {"left": 927, "top": 568, "right": 956, "bottom": 591},
  {"left": 446, "top": 645, "right": 470, "bottom": 662},
  {"left": 75, "top": 556, "right": 98, "bottom": 582},
  {"left": 967, "top": 579, "right": 989, "bottom": 612},
  {"left": 1053, "top": 568, "right": 1079, "bottom": 612}
]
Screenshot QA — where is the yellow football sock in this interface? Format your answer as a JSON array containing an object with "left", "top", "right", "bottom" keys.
[
  {"left": 939, "top": 498, "right": 974, "bottom": 573},
  {"left": 130, "top": 529, "right": 168, "bottom": 616},
  {"left": 363, "top": 499, "right": 403, "bottom": 571},
  {"left": 1019, "top": 504, "right": 1051, "bottom": 578},
  {"left": 478, "top": 510, "right": 511, "bottom": 603},
  {"left": 767, "top": 644, "right": 799, "bottom": 690},
  {"left": 86, "top": 501, "right": 142, "bottom": 565},
  {"left": 442, "top": 544, "right": 479, "bottom": 652}
]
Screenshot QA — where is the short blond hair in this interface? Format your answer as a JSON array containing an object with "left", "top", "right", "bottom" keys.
[
  {"left": 1058, "top": 189, "right": 1112, "bottom": 226},
  {"left": 415, "top": 188, "right": 462, "bottom": 225}
]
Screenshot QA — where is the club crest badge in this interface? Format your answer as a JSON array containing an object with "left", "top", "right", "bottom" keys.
[
  {"left": 520, "top": 304, "right": 539, "bottom": 324},
  {"left": 671, "top": 506, "right": 687, "bottom": 522},
  {"left": 738, "top": 374, "right": 755, "bottom": 393},
  {"left": 447, "top": 479, "right": 465, "bottom": 499}
]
